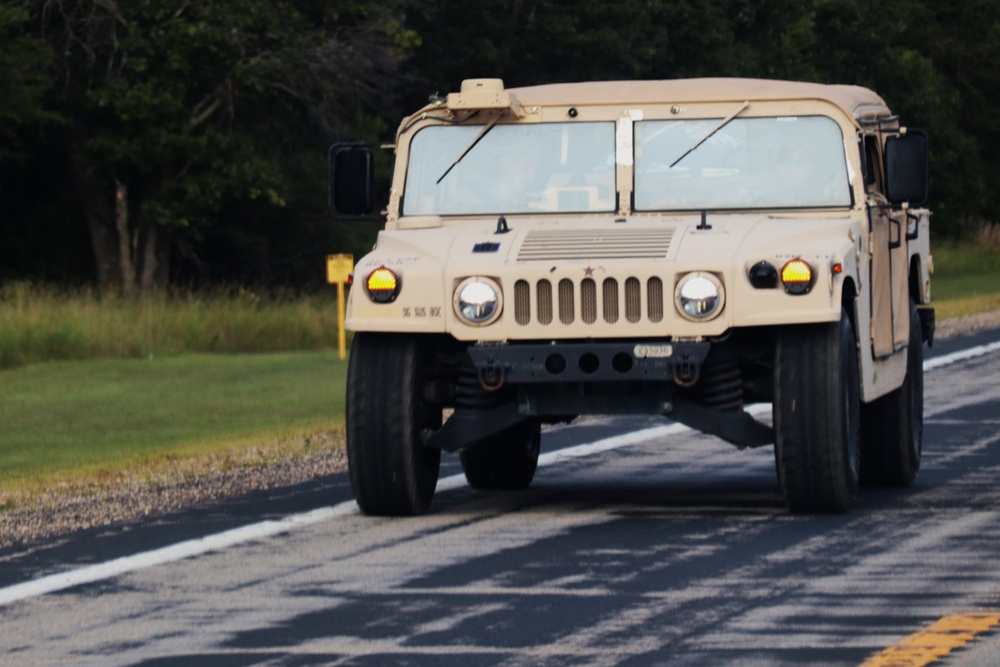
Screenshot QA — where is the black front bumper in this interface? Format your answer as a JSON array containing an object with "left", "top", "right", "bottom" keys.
[{"left": 466, "top": 340, "right": 712, "bottom": 386}]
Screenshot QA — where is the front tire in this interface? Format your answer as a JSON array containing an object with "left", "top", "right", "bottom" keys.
[
  {"left": 346, "top": 332, "right": 442, "bottom": 516},
  {"left": 860, "top": 300, "right": 923, "bottom": 486},
  {"left": 460, "top": 420, "right": 542, "bottom": 490},
  {"left": 774, "top": 309, "right": 861, "bottom": 513}
]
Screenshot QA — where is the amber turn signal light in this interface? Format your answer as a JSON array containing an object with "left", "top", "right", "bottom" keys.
[
  {"left": 365, "top": 267, "right": 401, "bottom": 303},
  {"left": 780, "top": 259, "right": 813, "bottom": 295}
]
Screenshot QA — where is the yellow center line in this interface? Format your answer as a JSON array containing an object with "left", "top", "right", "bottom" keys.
[{"left": 860, "top": 612, "right": 1000, "bottom": 667}]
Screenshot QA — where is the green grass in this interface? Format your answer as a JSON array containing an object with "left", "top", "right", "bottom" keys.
[
  {"left": 0, "top": 283, "right": 344, "bottom": 369},
  {"left": 931, "top": 241, "right": 1000, "bottom": 319},
  {"left": 0, "top": 351, "right": 346, "bottom": 498}
]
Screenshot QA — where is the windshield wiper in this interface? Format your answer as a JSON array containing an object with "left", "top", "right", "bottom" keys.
[
  {"left": 436, "top": 113, "right": 501, "bottom": 184},
  {"left": 669, "top": 100, "right": 750, "bottom": 168}
]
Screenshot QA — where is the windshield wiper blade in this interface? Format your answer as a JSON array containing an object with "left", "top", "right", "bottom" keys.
[
  {"left": 436, "top": 114, "right": 501, "bottom": 184},
  {"left": 669, "top": 100, "right": 750, "bottom": 168}
]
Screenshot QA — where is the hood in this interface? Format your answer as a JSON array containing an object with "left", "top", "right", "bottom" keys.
[{"left": 377, "top": 213, "right": 856, "bottom": 273}]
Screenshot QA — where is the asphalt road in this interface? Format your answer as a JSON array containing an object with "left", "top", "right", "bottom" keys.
[{"left": 1, "top": 325, "right": 1000, "bottom": 667}]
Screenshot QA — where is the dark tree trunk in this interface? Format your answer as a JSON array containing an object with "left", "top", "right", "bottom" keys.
[
  {"left": 137, "top": 219, "right": 171, "bottom": 291},
  {"left": 69, "top": 141, "right": 170, "bottom": 294},
  {"left": 70, "top": 148, "right": 121, "bottom": 292},
  {"left": 114, "top": 179, "right": 137, "bottom": 295}
]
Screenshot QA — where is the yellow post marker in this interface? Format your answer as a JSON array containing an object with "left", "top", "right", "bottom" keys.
[{"left": 326, "top": 254, "right": 354, "bottom": 360}]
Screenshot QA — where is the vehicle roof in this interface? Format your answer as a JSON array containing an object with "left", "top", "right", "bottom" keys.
[{"left": 505, "top": 78, "right": 891, "bottom": 122}]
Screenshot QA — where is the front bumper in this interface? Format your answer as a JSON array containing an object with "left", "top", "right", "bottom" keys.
[{"left": 466, "top": 339, "right": 712, "bottom": 386}]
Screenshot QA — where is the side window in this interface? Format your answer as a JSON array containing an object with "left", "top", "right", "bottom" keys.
[{"left": 862, "top": 134, "right": 883, "bottom": 193}]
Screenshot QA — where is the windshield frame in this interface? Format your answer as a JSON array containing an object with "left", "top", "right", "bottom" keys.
[{"left": 392, "top": 108, "right": 861, "bottom": 221}]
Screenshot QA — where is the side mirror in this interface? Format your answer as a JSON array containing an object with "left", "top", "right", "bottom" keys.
[
  {"left": 328, "top": 143, "right": 375, "bottom": 217},
  {"left": 884, "top": 130, "right": 929, "bottom": 207}
]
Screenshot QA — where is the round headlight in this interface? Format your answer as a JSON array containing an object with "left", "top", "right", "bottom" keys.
[
  {"left": 454, "top": 277, "right": 503, "bottom": 326},
  {"left": 675, "top": 272, "right": 725, "bottom": 321}
]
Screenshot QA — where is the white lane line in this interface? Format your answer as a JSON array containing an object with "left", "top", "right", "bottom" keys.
[
  {"left": 1, "top": 338, "right": 997, "bottom": 607},
  {"left": 0, "top": 423, "right": 693, "bottom": 607},
  {"left": 923, "top": 340, "right": 1000, "bottom": 371},
  {"left": 0, "top": 505, "right": 356, "bottom": 607}
]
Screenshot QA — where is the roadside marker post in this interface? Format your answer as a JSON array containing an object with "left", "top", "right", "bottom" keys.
[{"left": 326, "top": 254, "right": 354, "bottom": 360}]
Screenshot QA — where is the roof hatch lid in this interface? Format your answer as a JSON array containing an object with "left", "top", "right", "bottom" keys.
[{"left": 447, "top": 79, "right": 525, "bottom": 117}]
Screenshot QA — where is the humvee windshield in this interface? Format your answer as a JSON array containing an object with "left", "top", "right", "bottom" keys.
[
  {"left": 403, "top": 122, "right": 617, "bottom": 216},
  {"left": 402, "top": 115, "right": 851, "bottom": 216},
  {"left": 635, "top": 116, "right": 851, "bottom": 210}
]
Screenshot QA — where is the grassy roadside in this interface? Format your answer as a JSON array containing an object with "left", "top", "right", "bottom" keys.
[
  {"left": 928, "top": 241, "right": 1000, "bottom": 320},
  {"left": 0, "top": 284, "right": 343, "bottom": 369},
  {"left": 0, "top": 351, "right": 346, "bottom": 508}
]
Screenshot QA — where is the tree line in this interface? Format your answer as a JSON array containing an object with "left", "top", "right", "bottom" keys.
[{"left": 2, "top": 0, "right": 998, "bottom": 292}]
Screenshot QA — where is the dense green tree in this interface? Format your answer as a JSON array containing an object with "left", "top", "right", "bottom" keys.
[
  {"left": 801, "top": 0, "right": 984, "bottom": 236},
  {"left": 0, "top": 3, "right": 54, "bottom": 161},
  {"left": 12, "top": 0, "right": 413, "bottom": 292},
  {"left": 405, "top": 0, "right": 1000, "bottom": 239}
]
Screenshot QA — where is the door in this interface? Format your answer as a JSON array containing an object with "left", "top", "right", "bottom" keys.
[{"left": 864, "top": 134, "right": 909, "bottom": 359}]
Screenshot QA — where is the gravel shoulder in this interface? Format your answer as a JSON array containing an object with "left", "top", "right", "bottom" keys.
[
  {"left": 0, "top": 433, "right": 347, "bottom": 549},
  {"left": 933, "top": 308, "right": 1000, "bottom": 339},
  {"left": 2, "top": 309, "right": 999, "bottom": 551}
]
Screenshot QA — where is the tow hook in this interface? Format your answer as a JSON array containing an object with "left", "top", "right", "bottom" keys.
[
  {"left": 478, "top": 362, "right": 506, "bottom": 391},
  {"left": 673, "top": 353, "right": 701, "bottom": 387}
]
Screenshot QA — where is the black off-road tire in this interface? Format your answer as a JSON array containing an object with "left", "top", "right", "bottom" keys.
[
  {"left": 460, "top": 420, "right": 542, "bottom": 490},
  {"left": 859, "top": 300, "right": 923, "bottom": 486},
  {"left": 346, "top": 332, "right": 442, "bottom": 516},
  {"left": 774, "top": 309, "right": 861, "bottom": 513}
]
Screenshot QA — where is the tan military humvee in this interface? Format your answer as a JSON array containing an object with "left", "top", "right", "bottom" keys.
[{"left": 330, "top": 78, "right": 933, "bottom": 516}]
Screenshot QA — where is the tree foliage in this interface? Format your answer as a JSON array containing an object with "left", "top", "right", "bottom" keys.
[
  {"left": 1, "top": 0, "right": 999, "bottom": 290},
  {"left": 406, "top": 0, "right": 1000, "bottom": 239},
  {"left": 3, "top": 0, "right": 413, "bottom": 291},
  {"left": 0, "top": 3, "right": 54, "bottom": 160}
]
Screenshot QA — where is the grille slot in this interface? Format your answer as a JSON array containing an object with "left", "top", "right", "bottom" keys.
[
  {"left": 625, "top": 277, "right": 642, "bottom": 323},
  {"left": 558, "top": 279, "right": 575, "bottom": 324},
  {"left": 537, "top": 280, "right": 553, "bottom": 325},
  {"left": 517, "top": 228, "right": 676, "bottom": 261},
  {"left": 513, "top": 276, "right": 666, "bottom": 327},
  {"left": 647, "top": 277, "right": 664, "bottom": 323},
  {"left": 581, "top": 279, "right": 597, "bottom": 324},
  {"left": 603, "top": 278, "right": 619, "bottom": 323},
  {"left": 514, "top": 280, "right": 531, "bottom": 325}
]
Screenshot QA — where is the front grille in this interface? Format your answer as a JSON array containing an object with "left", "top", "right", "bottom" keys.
[
  {"left": 516, "top": 227, "right": 676, "bottom": 261},
  {"left": 513, "top": 276, "right": 667, "bottom": 327}
]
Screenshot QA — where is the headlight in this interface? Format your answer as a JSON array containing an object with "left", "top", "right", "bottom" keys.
[
  {"left": 454, "top": 277, "right": 503, "bottom": 326},
  {"left": 674, "top": 272, "right": 725, "bottom": 321},
  {"left": 365, "top": 267, "right": 401, "bottom": 303}
]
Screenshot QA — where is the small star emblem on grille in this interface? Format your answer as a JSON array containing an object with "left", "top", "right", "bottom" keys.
[{"left": 584, "top": 266, "right": 595, "bottom": 276}]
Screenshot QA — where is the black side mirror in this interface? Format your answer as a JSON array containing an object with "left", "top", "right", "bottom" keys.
[
  {"left": 884, "top": 130, "right": 929, "bottom": 207},
  {"left": 328, "top": 143, "right": 375, "bottom": 217}
]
